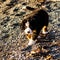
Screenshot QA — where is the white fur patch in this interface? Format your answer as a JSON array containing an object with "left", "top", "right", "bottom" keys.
[
  {"left": 24, "top": 21, "right": 33, "bottom": 34},
  {"left": 42, "top": 31, "right": 48, "bottom": 34},
  {"left": 24, "top": 21, "right": 36, "bottom": 46},
  {"left": 25, "top": 21, "right": 29, "bottom": 27},
  {"left": 28, "top": 39, "right": 36, "bottom": 46},
  {"left": 24, "top": 27, "right": 32, "bottom": 34}
]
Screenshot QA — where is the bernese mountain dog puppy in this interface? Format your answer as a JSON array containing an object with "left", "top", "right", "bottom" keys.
[{"left": 21, "top": 8, "right": 49, "bottom": 46}]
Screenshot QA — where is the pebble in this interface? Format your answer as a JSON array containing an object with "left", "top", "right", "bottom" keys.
[
  {"left": 13, "top": 7, "right": 19, "bottom": 12},
  {"left": 15, "top": 12, "right": 26, "bottom": 16},
  {"left": 0, "top": 30, "right": 1, "bottom": 34},
  {"left": 0, "top": 16, "right": 10, "bottom": 26},
  {"left": 58, "top": 18, "right": 60, "bottom": 21},
  {"left": 2, "top": 33, "right": 9, "bottom": 39},
  {"left": 22, "top": 2, "right": 27, "bottom": 5}
]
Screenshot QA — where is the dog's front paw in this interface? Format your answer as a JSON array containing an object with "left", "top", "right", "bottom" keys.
[{"left": 28, "top": 39, "right": 36, "bottom": 46}]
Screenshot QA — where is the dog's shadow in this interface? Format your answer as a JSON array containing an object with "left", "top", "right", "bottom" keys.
[
  {"left": 21, "top": 30, "right": 56, "bottom": 52},
  {"left": 36, "top": 29, "right": 56, "bottom": 45}
]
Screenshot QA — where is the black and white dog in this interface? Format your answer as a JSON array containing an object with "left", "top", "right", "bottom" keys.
[{"left": 21, "top": 8, "right": 49, "bottom": 46}]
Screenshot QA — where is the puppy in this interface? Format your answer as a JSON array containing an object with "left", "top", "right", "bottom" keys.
[{"left": 21, "top": 8, "right": 49, "bottom": 46}]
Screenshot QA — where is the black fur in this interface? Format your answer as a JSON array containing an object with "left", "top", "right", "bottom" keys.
[{"left": 21, "top": 9, "right": 49, "bottom": 40}]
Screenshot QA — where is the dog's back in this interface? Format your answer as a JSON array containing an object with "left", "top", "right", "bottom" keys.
[
  {"left": 21, "top": 8, "right": 49, "bottom": 46},
  {"left": 29, "top": 9, "right": 49, "bottom": 30},
  {"left": 21, "top": 8, "right": 49, "bottom": 33}
]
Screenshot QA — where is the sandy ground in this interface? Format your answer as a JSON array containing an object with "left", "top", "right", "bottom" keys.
[{"left": 0, "top": 0, "right": 60, "bottom": 60}]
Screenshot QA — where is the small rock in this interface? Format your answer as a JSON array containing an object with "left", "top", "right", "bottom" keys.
[
  {"left": 6, "top": 0, "right": 17, "bottom": 6},
  {"left": 57, "top": 24, "right": 60, "bottom": 27},
  {"left": 2, "top": 33, "right": 9, "bottom": 39},
  {"left": 2, "top": 30, "right": 9, "bottom": 33},
  {"left": 15, "top": 12, "right": 26, "bottom": 16},
  {"left": 22, "top": 2, "right": 27, "bottom": 5},
  {"left": 58, "top": 18, "right": 60, "bottom": 21},
  {"left": 0, "top": 30, "right": 1, "bottom": 34},
  {"left": 22, "top": 6, "right": 26, "bottom": 10},
  {"left": 13, "top": 7, "right": 19, "bottom": 12},
  {"left": 0, "top": 46, "right": 3, "bottom": 52},
  {"left": 1, "top": 16, "right": 10, "bottom": 25},
  {"left": 26, "top": 6, "right": 35, "bottom": 11}
]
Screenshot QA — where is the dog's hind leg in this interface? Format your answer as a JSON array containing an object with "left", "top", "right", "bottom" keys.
[{"left": 42, "top": 26, "right": 48, "bottom": 35}]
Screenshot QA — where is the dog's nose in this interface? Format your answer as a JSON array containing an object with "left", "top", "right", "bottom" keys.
[
  {"left": 24, "top": 27, "right": 32, "bottom": 34},
  {"left": 27, "top": 31, "right": 30, "bottom": 33}
]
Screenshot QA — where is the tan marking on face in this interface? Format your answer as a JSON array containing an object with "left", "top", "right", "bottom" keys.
[
  {"left": 26, "top": 30, "right": 37, "bottom": 40},
  {"left": 33, "top": 30, "right": 36, "bottom": 33},
  {"left": 26, "top": 34, "right": 32, "bottom": 40}
]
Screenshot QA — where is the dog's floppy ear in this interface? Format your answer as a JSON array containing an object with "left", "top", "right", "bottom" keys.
[{"left": 21, "top": 19, "right": 27, "bottom": 30}]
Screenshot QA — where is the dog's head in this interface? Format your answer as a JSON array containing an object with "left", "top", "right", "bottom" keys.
[
  {"left": 21, "top": 19, "right": 37, "bottom": 40},
  {"left": 24, "top": 21, "right": 32, "bottom": 34},
  {"left": 21, "top": 8, "right": 49, "bottom": 41}
]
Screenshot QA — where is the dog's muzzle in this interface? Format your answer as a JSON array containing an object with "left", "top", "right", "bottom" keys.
[
  {"left": 24, "top": 27, "right": 32, "bottom": 34},
  {"left": 24, "top": 27, "right": 33, "bottom": 39}
]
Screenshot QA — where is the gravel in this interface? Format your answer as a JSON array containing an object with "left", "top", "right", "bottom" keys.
[{"left": 0, "top": 0, "right": 60, "bottom": 60}]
